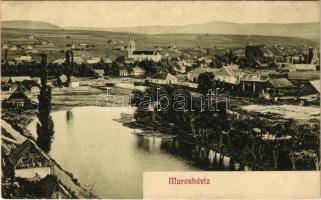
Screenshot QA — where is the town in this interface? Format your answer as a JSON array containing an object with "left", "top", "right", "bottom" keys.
[{"left": 1, "top": 17, "right": 320, "bottom": 199}]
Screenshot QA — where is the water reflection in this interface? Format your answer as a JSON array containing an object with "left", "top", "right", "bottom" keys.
[
  {"left": 27, "top": 106, "right": 251, "bottom": 198},
  {"left": 66, "top": 110, "right": 73, "bottom": 122},
  {"left": 135, "top": 135, "right": 248, "bottom": 171}
]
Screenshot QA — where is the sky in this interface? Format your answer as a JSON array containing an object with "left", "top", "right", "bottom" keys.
[{"left": 1, "top": 1, "right": 320, "bottom": 28}]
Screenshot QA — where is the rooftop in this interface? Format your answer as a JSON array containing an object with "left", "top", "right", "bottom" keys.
[{"left": 269, "top": 78, "right": 293, "bottom": 88}]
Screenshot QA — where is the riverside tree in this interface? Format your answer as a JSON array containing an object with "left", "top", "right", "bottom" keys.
[{"left": 36, "top": 54, "right": 55, "bottom": 152}]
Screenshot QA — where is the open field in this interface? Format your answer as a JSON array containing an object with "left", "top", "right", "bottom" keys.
[
  {"left": 2, "top": 28, "right": 318, "bottom": 62},
  {"left": 241, "top": 104, "right": 320, "bottom": 123}
]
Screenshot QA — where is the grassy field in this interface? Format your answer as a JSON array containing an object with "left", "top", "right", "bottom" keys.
[{"left": 2, "top": 28, "right": 318, "bottom": 62}]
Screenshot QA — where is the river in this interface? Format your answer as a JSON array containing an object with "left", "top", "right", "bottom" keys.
[{"left": 27, "top": 106, "right": 240, "bottom": 198}]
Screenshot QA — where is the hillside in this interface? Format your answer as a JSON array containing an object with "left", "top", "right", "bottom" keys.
[
  {"left": 2, "top": 20, "right": 62, "bottom": 30},
  {"left": 96, "top": 21, "right": 320, "bottom": 40}
]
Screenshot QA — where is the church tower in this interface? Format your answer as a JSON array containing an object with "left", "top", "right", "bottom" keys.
[
  {"left": 128, "top": 37, "right": 136, "bottom": 55},
  {"left": 311, "top": 48, "right": 319, "bottom": 64}
]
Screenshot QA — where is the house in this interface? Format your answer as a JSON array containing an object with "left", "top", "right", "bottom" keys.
[
  {"left": 53, "top": 59, "right": 65, "bottom": 64},
  {"left": 119, "top": 69, "right": 129, "bottom": 77},
  {"left": 56, "top": 74, "right": 68, "bottom": 87},
  {"left": 119, "top": 67, "right": 146, "bottom": 77},
  {"left": 73, "top": 57, "right": 84, "bottom": 65},
  {"left": 14, "top": 56, "right": 32, "bottom": 63},
  {"left": 8, "top": 76, "right": 32, "bottom": 83},
  {"left": 187, "top": 67, "right": 220, "bottom": 82},
  {"left": 69, "top": 76, "right": 80, "bottom": 88},
  {"left": 264, "top": 78, "right": 296, "bottom": 96},
  {"left": 7, "top": 139, "right": 54, "bottom": 179},
  {"left": 31, "top": 77, "right": 41, "bottom": 85},
  {"left": 2, "top": 44, "right": 9, "bottom": 49},
  {"left": 1, "top": 84, "right": 16, "bottom": 94},
  {"left": 299, "top": 79, "right": 320, "bottom": 96},
  {"left": 37, "top": 175, "right": 73, "bottom": 198},
  {"left": 240, "top": 74, "right": 270, "bottom": 94},
  {"left": 288, "top": 72, "right": 320, "bottom": 82},
  {"left": 26, "top": 45, "right": 33, "bottom": 50},
  {"left": 214, "top": 65, "right": 242, "bottom": 85},
  {"left": 1, "top": 77, "right": 11, "bottom": 85},
  {"left": 86, "top": 58, "right": 100, "bottom": 64},
  {"left": 103, "top": 57, "right": 112, "bottom": 64},
  {"left": 282, "top": 64, "right": 318, "bottom": 72},
  {"left": 132, "top": 67, "right": 146, "bottom": 76},
  {"left": 148, "top": 73, "right": 178, "bottom": 84},
  {"left": 9, "top": 45, "right": 17, "bottom": 51},
  {"left": 20, "top": 80, "right": 40, "bottom": 95},
  {"left": 298, "top": 80, "right": 320, "bottom": 105},
  {"left": 93, "top": 69, "right": 105, "bottom": 78},
  {"left": 197, "top": 56, "right": 212, "bottom": 64},
  {"left": 5, "top": 85, "right": 38, "bottom": 109},
  {"left": 127, "top": 38, "right": 162, "bottom": 62}
]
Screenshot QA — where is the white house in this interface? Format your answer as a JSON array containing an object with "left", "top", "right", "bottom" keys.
[
  {"left": 187, "top": 67, "right": 220, "bottom": 82},
  {"left": 132, "top": 67, "right": 146, "bottom": 76},
  {"left": 69, "top": 76, "right": 80, "bottom": 88},
  {"left": 148, "top": 73, "right": 178, "bottom": 84},
  {"left": 86, "top": 58, "right": 101, "bottom": 64},
  {"left": 214, "top": 65, "right": 242, "bottom": 85},
  {"left": 14, "top": 56, "right": 32, "bottom": 63},
  {"left": 119, "top": 69, "right": 129, "bottom": 77},
  {"left": 284, "top": 64, "right": 318, "bottom": 72}
]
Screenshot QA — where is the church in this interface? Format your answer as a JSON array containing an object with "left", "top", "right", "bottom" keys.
[{"left": 127, "top": 38, "right": 162, "bottom": 62}]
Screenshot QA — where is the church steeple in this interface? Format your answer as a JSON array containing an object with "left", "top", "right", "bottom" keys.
[
  {"left": 128, "top": 37, "right": 136, "bottom": 55},
  {"left": 311, "top": 48, "right": 319, "bottom": 64}
]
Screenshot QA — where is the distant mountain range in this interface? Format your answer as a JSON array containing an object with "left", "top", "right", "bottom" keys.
[
  {"left": 2, "top": 20, "right": 61, "bottom": 30},
  {"left": 2, "top": 20, "right": 320, "bottom": 40}
]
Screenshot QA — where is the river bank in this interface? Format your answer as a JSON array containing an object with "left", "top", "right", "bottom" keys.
[{"left": 114, "top": 111, "right": 286, "bottom": 171}]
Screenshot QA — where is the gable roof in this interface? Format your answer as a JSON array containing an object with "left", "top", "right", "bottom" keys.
[
  {"left": 216, "top": 66, "right": 238, "bottom": 77},
  {"left": 70, "top": 76, "right": 79, "bottom": 82},
  {"left": 151, "top": 73, "right": 177, "bottom": 80},
  {"left": 8, "top": 84, "right": 38, "bottom": 102},
  {"left": 8, "top": 139, "right": 53, "bottom": 167},
  {"left": 21, "top": 80, "right": 40, "bottom": 90},
  {"left": 269, "top": 78, "right": 293, "bottom": 88},
  {"left": 58, "top": 74, "right": 68, "bottom": 83},
  {"left": 309, "top": 80, "right": 320, "bottom": 93},
  {"left": 9, "top": 76, "right": 32, "bottom": 83},
  {"left": 189, "top": 66, "right": 219, "bottom": 75},
  {"left": 1, "top": 77, "right": 10, "bottom": 84},
  {"left": 288, "top": 72, "right": 320, "bottom": 81},
  {"left": 132, "top": 67, "right": 146, "bottom": 73}
]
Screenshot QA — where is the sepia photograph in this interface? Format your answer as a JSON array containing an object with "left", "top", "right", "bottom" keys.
[{"left": 1, "top": 1, "right": 320, "bottom": 199}]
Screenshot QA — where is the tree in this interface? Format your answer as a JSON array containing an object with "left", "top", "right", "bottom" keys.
[
  {"left": 64, "top": 50, "right": 75, "bottom": 86},
  {"left": 197, "top": 72, "right": 215, "bottom": 95},
  {"left": 36, "top": 54, "right": 55, "bottom": 152}
]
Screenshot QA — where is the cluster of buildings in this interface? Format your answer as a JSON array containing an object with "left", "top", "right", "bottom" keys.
[{"left": 1, "top": 75, "right": 81, "bottom": 109}]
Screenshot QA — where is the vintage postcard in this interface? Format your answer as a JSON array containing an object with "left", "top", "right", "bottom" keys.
[{"left": 1, "top": 1, "right": 320, "bottom": 199}]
